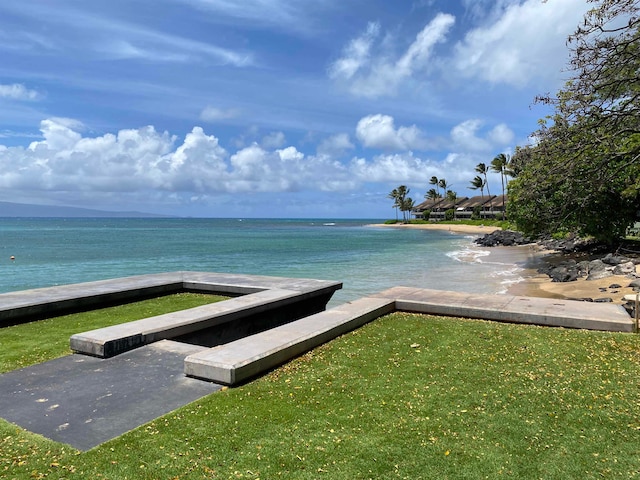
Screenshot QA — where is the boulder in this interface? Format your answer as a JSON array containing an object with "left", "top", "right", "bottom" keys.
[
  {"left": 475, "top": 230, "right": 531, "bottom": 247},
  {"left": 586, "top": 259, "right": 613, "bottom": 280},
  {"left": 613, "top": 261, "right": 636, "bottom": 275},
  {"left": 549, "top": 266, "right": 578, "bottom": 283},
  {"left": 602, "top": 253, "right": 633, "bottom": 266}
]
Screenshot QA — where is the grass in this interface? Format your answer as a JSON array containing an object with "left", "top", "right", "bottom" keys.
[
  {"left": 1, "top": 312, "right": 640, "bottom": 479},
  {"left": 0, "top": 292, "right": 227, "bottom": 374}
]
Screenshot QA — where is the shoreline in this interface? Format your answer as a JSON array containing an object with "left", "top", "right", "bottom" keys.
[
  {"left": 497, "top": 246, "right": 639, "bottom": 306},
  {"left": 375, "top": 223, "right": 637, "bottom": 306},
  {"left": 370, "top": 222, "right": 502, "bottom": 235}
]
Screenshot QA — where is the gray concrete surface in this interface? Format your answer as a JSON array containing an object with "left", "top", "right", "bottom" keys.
[
  {"left": 0, "top": 271, "right": 342, "bottom": 327},
  {"left": 0, "top": 341, "right": 221, "bottom": 450},
  {"left": 184, "top": 296, "right": 396, "bottom": 385},
  {"left": 373, "top": 287, "right": 635, "bottom": 332}
]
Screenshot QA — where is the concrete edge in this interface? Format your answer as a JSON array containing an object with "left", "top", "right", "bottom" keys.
[{"left": 184, "top": 297, "right": 396, "bottom": 385}]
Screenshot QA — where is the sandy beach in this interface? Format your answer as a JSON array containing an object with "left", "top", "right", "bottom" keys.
[
  {"left": 372, "top": 222, "right": 502, "bottom": 235},
  {"left": 377, "top": 222, "right": 638, "bottom": 306}
]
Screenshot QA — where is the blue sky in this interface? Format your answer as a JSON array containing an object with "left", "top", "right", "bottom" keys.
[{"left": 0, "top": 0, "right": 591, "bottom": 218}]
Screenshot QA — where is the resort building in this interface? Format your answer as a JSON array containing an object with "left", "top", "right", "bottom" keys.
[{"left": 413, "top": 195, "right": 508, "bottom": 221}]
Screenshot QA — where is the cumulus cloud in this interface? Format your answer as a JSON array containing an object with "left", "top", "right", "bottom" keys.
[
  {"left": 453, "top": 0, "right": 590, "bottom": 87},
  {"left": 450, "top": 119, "right": 513, "bottom": 152},
  {"left": 356, "top": 114, "right": 430, "bottom": 151},
  {"left": 350, "top": 152, "right": 437, "bottom": 183},
  {"left": 0, "top": 116, "right": 518, "bottom": 212},
  {"left": 0, "top": 118, "right": 359, "bottom": 204},
  {"left": 329, "top": 13, "right": 455, "bottom": 97},
  {"left": 0, "top": 83, "right": 40, "bottom": 101}
]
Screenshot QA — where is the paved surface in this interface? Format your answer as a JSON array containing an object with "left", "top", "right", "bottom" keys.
[
  {"left": 373, "top": 287, "right": 635, "bottom": 332},
  {"left": 0, "top": 341, "right": 221, "bottom": 450},
  {"left": 0, "top": 271, "right": 342, "bottom": 326}
]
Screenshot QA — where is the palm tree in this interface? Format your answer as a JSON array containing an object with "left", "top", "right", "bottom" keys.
[
  {"left": 396, "top": 185, "right": 410, "bottom": 222},
  {"left": 468, "top": 175, "right": 486, "bottom": 219},
  {"left": 429, "top": 176, "right": 439, "bottom": 197},
  {"left": 424, "top": 188, "right": 440, "bottom": 201},
  {"left": 387, "top": 188, "right": 400, "bottom": 221},
  {"left": 438, "top": 178, "right": 449, "bottom": 198},
  {"left": 475, "top": 163, "right": 491, "bottom": 198},
  {"left": 491, "top": 153, "right": 511, "bottom": 220},
  {"left": 469, "top": 175, "right": 485, "bottom": 197},
  {"left": 446, "top": 189, "right": 458, "bottom": 220},
  {"left": 401, "top": 197, "right": 415, "bottom": 222}
]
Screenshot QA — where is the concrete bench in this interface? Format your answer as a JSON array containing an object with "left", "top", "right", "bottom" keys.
[
  {"left": 184, "top": 296, "right": 395, "bottom": 385},
  {"left": 71, "top": 288, "right": 314, "bottom": 358}
]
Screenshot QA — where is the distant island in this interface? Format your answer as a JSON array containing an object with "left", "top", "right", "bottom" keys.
[{"left": 0, "top": 201, "right": 169, "bottom": 218}]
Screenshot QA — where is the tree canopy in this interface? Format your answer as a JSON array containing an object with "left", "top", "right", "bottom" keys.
[{"left": 508, "top": 0, "right": 640, "bottom": 243}]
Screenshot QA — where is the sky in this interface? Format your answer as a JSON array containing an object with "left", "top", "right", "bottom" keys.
[{"left": 0, "top": 0, "right": 593, "bottom": 218}]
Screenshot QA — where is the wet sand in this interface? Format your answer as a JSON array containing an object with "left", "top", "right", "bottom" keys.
[{"left": 505, "top": 250, "right": 639, "bottom": 305}]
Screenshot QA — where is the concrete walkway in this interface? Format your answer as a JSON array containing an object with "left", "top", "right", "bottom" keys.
[
  {"left": 372, "top": 287, "right": 635, "bottom": 332},
  {"left": 0, "top": 341, "right": 221, "bottom": 450}
]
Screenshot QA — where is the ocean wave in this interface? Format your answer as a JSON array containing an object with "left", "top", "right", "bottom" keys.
[{"left": 446, "top": 245, "right": 491, "bottom": 263}]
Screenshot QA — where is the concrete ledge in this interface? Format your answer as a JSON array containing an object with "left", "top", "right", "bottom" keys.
[
  {"left": 0, "top": 271, "right": 342, "bottom": 327},
  {"left": 70, "top": 289, "right": 303, "bottom": 357},
  {"left": 184, "top": 296, "right": 395, "bottom": 385},
  {"left": 373, "top": 287, "right": 634, "bottom": 333}
]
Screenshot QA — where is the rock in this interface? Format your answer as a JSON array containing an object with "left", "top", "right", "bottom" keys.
[
  {"left": 594, "top": 297, "right": 613, "bottom": 303},
  {"left": 474, "top": 230, "right": 531, "bottom": 247},
  {"left": 549, "top": 266, "right": 578, "bottom": 282},
  {"left": 609, "top": 283, "right": 622, "bottom": 289},
  {"left": 613, "top": 261, "right": 635, "bottom": 275},
  {"left": 628, "top": 279, "right": 640, "bottom": 289},
  {"left": 602, "top": 253, "right": 633, "bottom": 266},
  {"left": 586, "top": 259, "right": 613, "bottom": 280}
]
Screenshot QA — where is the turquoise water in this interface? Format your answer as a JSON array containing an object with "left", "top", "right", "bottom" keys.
[{"left": 0, "top": 218, "right": 531, "bottom": 305}]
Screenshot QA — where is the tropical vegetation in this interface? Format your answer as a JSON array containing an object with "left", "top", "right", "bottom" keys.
[{"left": 508, "top": 0, "right": 640, "bottom": 243}]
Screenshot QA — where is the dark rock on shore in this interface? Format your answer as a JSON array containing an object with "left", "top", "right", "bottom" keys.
[{"left": 474, "top": 230, "right": 532, "bottom": 247}]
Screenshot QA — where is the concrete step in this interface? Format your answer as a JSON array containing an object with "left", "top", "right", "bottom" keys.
[{"left": 184, "top": 296, "right": 396, "bottom": 385}]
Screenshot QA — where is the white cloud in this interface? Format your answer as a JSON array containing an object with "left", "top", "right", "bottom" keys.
[
  {"left": 329, "top": 13, "right": 455, "bottom": 97},
  {"left": 453, "top": 0, "right": 590, "bottom": 87},
  {"left": 0, "top": 83, "right": 40, "bottom": 101},
  {"left": 356, "top": 114, "right": 430, "bottom": 151},
  {"left": 450, "top": 119, "right": 513, "bottom": 152},
  {"left": 200, "top": 106, "right": 240, "bottom": 122},
  {"left": 317, "top": 133, "right": 354, "bottom": 156},
  {"left": 261, "top": 131, "right": 286, "bottom": 149},
  {"left": 488, "top": 123, "right": 514, "bottom": 145},
  {"left": 328, "top": 22, "right": 380, "bottom": 80},
  {"left": 350, "top": 152, "right": 436, "bottom": 183}
]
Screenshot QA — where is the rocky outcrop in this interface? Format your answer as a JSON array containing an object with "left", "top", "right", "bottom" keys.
[{"left": 474, "top": 230, "right": 532, "bottom": 247}]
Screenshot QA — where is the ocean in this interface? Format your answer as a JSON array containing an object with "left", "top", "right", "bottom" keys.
[{"left": 0, "top": 218, "right": 537, "bottom": 306}]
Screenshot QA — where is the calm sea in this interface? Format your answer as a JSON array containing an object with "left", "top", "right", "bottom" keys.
[{"left": 0, "top": 218, "right": 535, "bottom": 306}]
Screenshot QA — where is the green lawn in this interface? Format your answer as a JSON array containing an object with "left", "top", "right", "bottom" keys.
[
  {"left": 0, "top": 292, "right": 227, "bottom": 374},
  {"left": 1, "top": 311, "right": 639, "bottom": 479}
]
